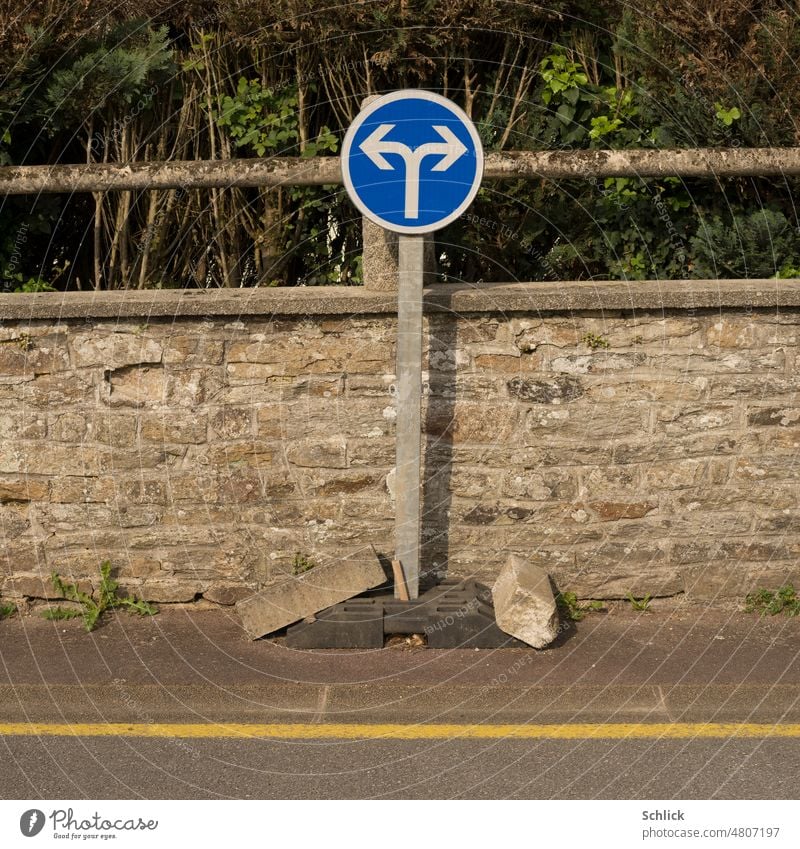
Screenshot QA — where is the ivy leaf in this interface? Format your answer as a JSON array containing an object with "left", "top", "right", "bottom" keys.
[{"left": 556, "top": 103, "right": 574, "bottom": 126}]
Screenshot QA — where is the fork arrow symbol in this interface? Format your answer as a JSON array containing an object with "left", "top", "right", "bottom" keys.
[{"left": 359, "top": 124, "right": 468, "bottom": 218}]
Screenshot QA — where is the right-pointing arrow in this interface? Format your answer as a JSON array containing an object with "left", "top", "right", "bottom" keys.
[{"left": 428, "top": 125, "right": 468, "bottom": 171}]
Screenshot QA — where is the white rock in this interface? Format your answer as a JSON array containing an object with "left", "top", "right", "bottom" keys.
[{"left": 492, "top": 555, "right": 559, "bottom": 648}]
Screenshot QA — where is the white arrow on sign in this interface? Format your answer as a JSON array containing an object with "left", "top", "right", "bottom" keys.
[{"left": 359, "top": 123, "right": 468, "bottom": 219}]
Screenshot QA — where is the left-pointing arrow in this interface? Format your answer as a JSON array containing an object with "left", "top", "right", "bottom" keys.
[{"left": 359, "top": 124, "right": 409, "bottom": 170}]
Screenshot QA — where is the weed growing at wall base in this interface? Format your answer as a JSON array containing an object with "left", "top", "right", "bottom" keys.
[
  {"left": 626, "top": 592, "right": 652, "bottom": 612},
  {"left": 43, "top": 561, "right": 157, "bottom": 632},
  {"left": 556, "top": 592, "right": 605, "bottom": 622},
  {"left": 745, "top": 585, "right": 800, "bottom": 617}
]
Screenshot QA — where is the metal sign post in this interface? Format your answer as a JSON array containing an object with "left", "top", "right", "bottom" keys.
[
  {"left": 342, "top": 90, "right": 484, "bottom": 601},
  {"left": 395, "top": 234, "right": 425, "bottom": 598}
]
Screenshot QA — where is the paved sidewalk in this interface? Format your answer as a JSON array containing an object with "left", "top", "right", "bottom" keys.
[{"left": 1, "top": 603, "right": 799, "bottom": 724}]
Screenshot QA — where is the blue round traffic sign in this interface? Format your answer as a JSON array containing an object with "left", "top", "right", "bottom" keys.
[{"left": 342, "top": 90, "right": 484, "bottom": 234}]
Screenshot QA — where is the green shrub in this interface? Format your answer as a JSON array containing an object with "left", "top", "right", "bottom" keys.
[{"left": 691, "top": 210, "right": 800, "bottom": 279}]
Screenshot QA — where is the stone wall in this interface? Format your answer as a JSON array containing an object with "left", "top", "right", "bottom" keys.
[{"left": 0, "top": 280, "right": 797, "bottom": 608}]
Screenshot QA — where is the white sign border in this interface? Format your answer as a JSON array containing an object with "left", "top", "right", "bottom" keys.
[{"left": 341, "top": 89, "right": 485, "bottom": 235}]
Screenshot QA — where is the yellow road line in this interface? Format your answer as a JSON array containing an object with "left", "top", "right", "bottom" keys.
[{"left": 1, "top": 722, "right": 800, "bottom": 740}]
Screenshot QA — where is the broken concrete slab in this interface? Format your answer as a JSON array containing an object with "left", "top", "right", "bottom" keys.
[
  {"left": 236, "top": 557, "right": 387, "bottom": 640},
  {"left": 492, "top": 554, "right": 559, "bottom": 648}
]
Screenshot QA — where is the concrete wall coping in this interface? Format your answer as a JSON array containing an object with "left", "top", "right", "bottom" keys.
[{"left": 0, "top": 279, "right": 798, "bottom": 321}]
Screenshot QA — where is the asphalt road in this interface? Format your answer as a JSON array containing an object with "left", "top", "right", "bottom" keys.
[
  {"left": 2, "top": 735, "right": 799, "bottom": 799},
  {"left": 2, "top": 608, "right": 800, "bottom": 800}
]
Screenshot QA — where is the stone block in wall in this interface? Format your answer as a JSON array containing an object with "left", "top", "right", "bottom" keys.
[
  {"left": 71, "top": 333, "right": 162, "bottom": 369},
  {"left": 674, "top": 483, "right": 797, "bottom": 512},
  {"left": 578, "top": 463, "right": 639, "bottom": 497},
  {"left": 256, "top": 402, "right": 336, "bottom": 440},
  {"left": 0, "top": 413, "right": 47, "bottom": 440},
  {"left": 0, "top": 540, "right": 45, "bottom": 576},
  {"left": 209, "top": 407, "right": 253, "bottom": 440},
  {"left": 105, "top": 365, "right": 165, "bottom": 406},
  {"left": 734, "top": 456, "right": 800, "bottom": 483},
  {"left": 119, "top": 479, "right": 168, "bottom": 506},
  {"left": 706, "top": 317, "right": 799, "bottom": 349},
  {"left": 0, "top": 478, "right": 48, "bottom": 503},
  {"left": 124, "top": 557, "right": 162, "bottom": 578},
  {"left": 750, "top": 428, "right": 800, "bottom": 455},
  {"left": 295, "top": 469, "right": 385, "bottom": 497},
  {"left": 215, "top": 470, "right": 263, "bottom": 505},
  {"left": 285, "top": 437, "right": 347, "bottom": 469},
  {"left": 227, "top": 337, "right": 345, "bottom": 374},
  {"left": 427, "top": 400, "right": 521, "bottom": 443},
  {"left": 447, "top": 467, "right": 504, "bottom": 500},
  {"left": 101, "top": 445, "right": 179, "bottom": 473},
  {"left": 347, "top": 438, "right": 395, "bottom": 468},
  {"left": 203, "top": 584, "right": 252, "bottom": 605},
  {"left": 571, "top": 539, "right": 670, "bottom": 573},
  {"left": 473, "top": 353, "right": 542, "bottom": 374},
  {"left": 0, "top": 504, "right": 30, "bottom": 539},
  {"left": 506, "top": 375, "right": 584, "bottom": 403},
  {"left": 165, "top": 368, "right": 220, "bottom": 406},
  {"left": 158, "top": 550, "right": 247, "bottom": 583},
  {"left": 226, "top": 362, "right": 285, "bottom": 383},
  {"left": 167, "top": 473, "right": 219, "bottom": 504},
  {"left": 85, "top": 413, "right": 137, "bottom": 447},
  {"left": 639, "top": 459, "right": 710, "bottom": 490},
  {"left": 5, "top": 573, "right": 92, "bottom": 600},
  {"left": 593, "top": 376, "right": 709, "bottom": 405},
  {"left": 345, "top": 374, "right": 395, "bottom": 397},
  {"left": 610, "top": 431, "right": 739, "bottom": 465},
  {"left": 47, "top": 412, "right": 88, "bottom": 442},
  {"left": 581, "top": 500, "right": 658, "bottom": 522},
  {"left": 163, "top": 335, "right": 224, "bottom": 365},
  {"left": 747, "top": 406, "right": 800, "bottom": 427},
  {"left": 48, "top": 476, "right": 115, "bottom": 504},
  {"left": 658, "top": 349, "right": 786, "bottom": 374},
  {"left": 458, "top": 501, "right": 537, "bottom": 526},
  {"left": 18, "top": 371, "right": 95, "bottom": 407},
  {"left": 0, "top": 443, "right": 104, "bottom": 476},
  {"left": 0, "top": 336, "right": 70, "bottom": 376},
  {"left": 707, "top": 374, "right": 797, "bottom": 402},
  {"left": 136, "top": 580, "right": 203, "bottom": 603},
  {"left": 289, "top": 375, "right": 345, "bottom": 398},
  {"left": 523, "top": 405, "right": 649, "bottom": 442},
  {"left": 655, "top": 404, "right": 740, "bottom": 436},
  {"left": 605, "top": 317, "right": 703, "bottom": 348},
  {"left": 682, "top": 563, "right": 800, "bottom": 602},
  {"left": 673, "top": 537, "right": 800, "bottom": 566},
  {"left": 552, "top": 565, "right": 684, "bottom": 600},
  {"left": 141, "top": 412, "right": 208, "bottom": 444},
  {"left": 501, "top": 467, "right": 577, "bottom": 500},
  {"left": 204, "top": 443, "right": 276, "bottom": 468},
  {"left": 547, "top": 351, "right": 646, "bottom": 375}
]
